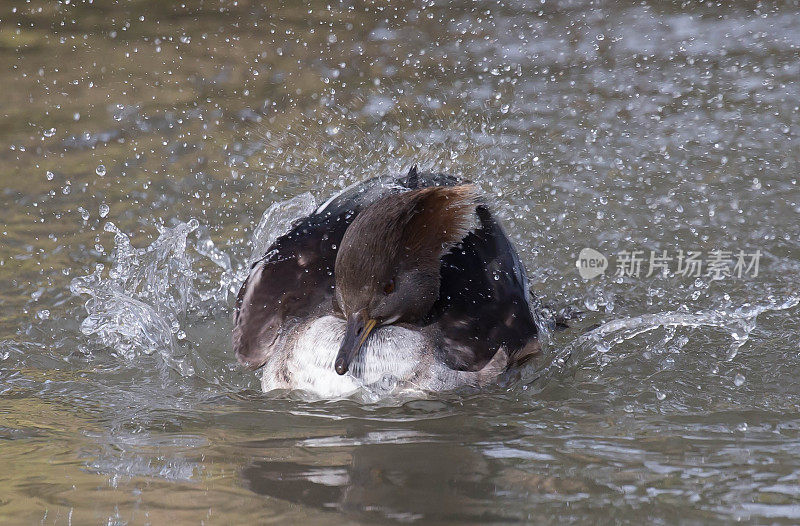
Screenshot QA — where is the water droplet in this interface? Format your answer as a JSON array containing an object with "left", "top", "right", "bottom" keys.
[
  {"left": 655, "top": 390, "right": 666, "bottom": 401},
  {"left": 36, "top": 309, "right": 50, "bottom": 320},
  {"left": 45, "top": 171, "right": 54, "bottom": 181},
  {"left": 99, "top": 203, "right": 109, "bottom": 218},
  {"left": 96, "top": 164, "right": 106, "bottom": 176},
  {"left": 43, "top": 127, "right": 56, "bottom": 138},
  {"left": 73, "top": 112, "right": 80, "bottom": 121},
  {"left": 733, "top": 373, "right": 745, "bottom": 387}
]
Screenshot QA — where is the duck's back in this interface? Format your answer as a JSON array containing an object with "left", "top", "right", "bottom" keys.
[{"left": 232, "top": 169, "right": 538, "bottom": 396}]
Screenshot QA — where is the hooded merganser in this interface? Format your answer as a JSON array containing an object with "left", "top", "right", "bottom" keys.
[{"left": 232, "top": 167, "right": 539, "bottom": 397}]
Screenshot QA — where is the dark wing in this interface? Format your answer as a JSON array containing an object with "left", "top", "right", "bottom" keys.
[
  {"left": 429, "top": 205, "right": 539, "bottom": 371},
  {"left": 233, "top": 168, "right": 459, "bottom": 369}
]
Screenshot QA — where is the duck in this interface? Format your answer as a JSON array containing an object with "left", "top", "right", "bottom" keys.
[{"left": 232, "top": 167, "right": 540, "bottom": 398}]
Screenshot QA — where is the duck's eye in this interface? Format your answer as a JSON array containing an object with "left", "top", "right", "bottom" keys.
[{"left": 383, "top": 279, "right": 395, "bottom": 295}]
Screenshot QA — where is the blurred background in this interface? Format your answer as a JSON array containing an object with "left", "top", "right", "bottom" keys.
[{"left": 1, "top": 0, "right": 800, "bottom": 523}]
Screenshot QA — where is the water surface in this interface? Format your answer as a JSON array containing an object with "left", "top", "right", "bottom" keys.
[{"left": 2, "top": 0, "right": 800, "bottom": 523}]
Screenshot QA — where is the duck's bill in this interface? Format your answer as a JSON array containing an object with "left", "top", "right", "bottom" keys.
[{"left": 335, "top": 312, "right": 377, "bottom": 375}]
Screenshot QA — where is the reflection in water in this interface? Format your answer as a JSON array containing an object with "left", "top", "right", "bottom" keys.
[{"left": 242, "top": 439, "right": 504, "bottom": 522}]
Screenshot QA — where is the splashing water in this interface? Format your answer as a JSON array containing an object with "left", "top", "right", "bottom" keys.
[
  {"left": 68, "top": 186, "right": 799, "bottom": 399},
  {"left": 248, "top": 191, "right": 316, "bottom": 267},
  {"left": 526, "top": 296, "right": 800, "bottom": 391},
  {"left": 69, "top": 195, "right": 320, "bottom": 376},
  {"left": 70, "top": 220, "right": 204, "bottom": 373}
]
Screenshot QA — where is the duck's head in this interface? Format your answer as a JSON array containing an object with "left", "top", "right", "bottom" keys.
[{"left": 332, "top": 184, "right": 478, "bottom": 375}]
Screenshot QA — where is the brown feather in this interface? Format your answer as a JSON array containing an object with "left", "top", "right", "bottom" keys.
[{"left": 399, "top": 185, "right": 479, "bottom": 264}]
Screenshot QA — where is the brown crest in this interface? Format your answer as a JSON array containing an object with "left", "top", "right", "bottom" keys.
[{"left": 399, "top": 185, "right": 479, "bottom": 264}]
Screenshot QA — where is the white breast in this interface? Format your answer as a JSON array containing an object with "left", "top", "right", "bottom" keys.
[
  {"left": 261, "top": 316, "right": 428, "bottom": 398},
  {"left": 260, "top": 316, "right": 508, "bottom": 399}
]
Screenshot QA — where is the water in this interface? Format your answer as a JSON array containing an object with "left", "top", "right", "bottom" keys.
[{"left": 2, "top": 0, "right": 800, "bottom": 522}]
